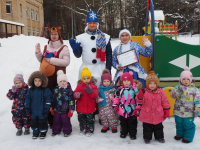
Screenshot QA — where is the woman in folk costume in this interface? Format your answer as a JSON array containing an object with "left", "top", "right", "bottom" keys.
[
  {"left": 35, "top": 26, "right": 70, "bottom": 128},
  {"left": 112, "top": 29, "right": 153, "bottom": 88},
  {"left": 69, "top": 11, "right": 112, "bottom": 88}
]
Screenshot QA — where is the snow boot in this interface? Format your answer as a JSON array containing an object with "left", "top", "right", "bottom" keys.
[
  {"left": 39, "top": 132, "right": 46, "bottom": 139},
  {"left": 24, "top": 128, "right": 30, "bottom": 135},
  {"left": 16, "top": 129, "right": 22, "bottom": 136},
  {"left": 101, "top": 127, "right": 109, "bottom": 133}
]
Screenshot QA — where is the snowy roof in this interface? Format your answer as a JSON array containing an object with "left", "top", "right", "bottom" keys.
[
  {"left": 149, "top": 10, "right": 165, "bottom": 21},
  {"left": 0, "top": 19, "right": 24, "bottom": 26}
]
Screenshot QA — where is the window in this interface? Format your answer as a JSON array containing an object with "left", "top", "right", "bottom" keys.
[
  {"left": 31, "top": 9, "right": 34, "bottom": 20},
  {"left": 20, "top": 4, "right": 22, "bottom": 17},
  {"left": 28, "top": 29, "right": 30, "bottom": 36},
  {"left": 36, "top": 11, "right": 39, "bottom": 21},
  {"left": 26, "top": 7, "right": 29, "bottom": 18},
  {"left": 37, "top": 30, "right": 39, "bottom": 36},
  {"left": 6, "top": 2, "right": 11, "bottom": 14},
  {"left": 33, "top": 30, "right": 35, "bottom": 36}
]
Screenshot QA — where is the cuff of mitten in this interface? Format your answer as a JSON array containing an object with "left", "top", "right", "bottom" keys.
[{"left": 144, "top": 41, "right": 152, "bottom": 47}]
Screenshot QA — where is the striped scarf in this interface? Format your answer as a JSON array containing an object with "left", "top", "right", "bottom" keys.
[{"left": 87, "top": 29, "right": 106, "bottom": 61}]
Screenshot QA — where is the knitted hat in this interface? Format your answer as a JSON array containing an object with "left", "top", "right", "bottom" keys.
[
  {"left": 57, "top": 70, "right": 67, "bottom": 84},
  {"left": 120, "top": 71, "right": 133, "bottom": 85},
  {"left": 13, "top": 73, "right": 24, "bottom": 84},
  {"left": 180, "top": 66, "right": 192, "bottom": 83},
  {"left": 81, "top": 67, "right": 91, "bottom": 81},
  {"left": 119, "top": 29, "right": 131, "bottom": 39},
  {"left": 48, "top": 26, "right": 63, "bottom": 44},
  {"left": 101, "top": 69, "right": 112, "bottom": 83},
  {"left": 146, "top": 71, "right": 159, "bottom": 89}
]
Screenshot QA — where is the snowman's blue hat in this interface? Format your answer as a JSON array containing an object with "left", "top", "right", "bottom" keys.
[{"left": 87, "top": 11, "right": 98, "bottom": 23}]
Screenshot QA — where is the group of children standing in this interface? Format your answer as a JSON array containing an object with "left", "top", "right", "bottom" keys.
[{"left": 6, "top": 65, "right": 200, "bottom": 144}]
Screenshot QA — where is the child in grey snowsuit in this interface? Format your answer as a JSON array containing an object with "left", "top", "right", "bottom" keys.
[{"left": 97, "top": 69, "right": 118, "bottom": 133}]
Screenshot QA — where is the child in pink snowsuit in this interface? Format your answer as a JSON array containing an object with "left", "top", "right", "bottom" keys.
[
  {"left": 97, "top": 69, "right": 118, "bottom": 133},
  {"left": 136, "top": 71, "right": 171, "bottom": 144},
  {"left": 113, "top": 71, "right": 142, "bottom": 140}
]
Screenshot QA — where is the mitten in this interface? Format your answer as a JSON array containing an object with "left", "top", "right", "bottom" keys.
[
  {"left": 133, "top": 105, "right": 141, "bottom": 117},
  {"left": 164, "top": 109, "right": 170, "bottom": 119},
  {"left": 84, "top": 84, "right": 93, "bottom": 94},
  {"left": 50, "top": 107, "right": 54, "bottom": 115},
  {"left": 137, "top": 89, "right": 145, "bottom": 100},
  {"left": 44, "top": 108, "right": 49, "bottom": 118},
  {"left": 74, "top": 92, "right": 82, "bottom": 99},
  {"left": 25, "top": 107, "right": 31, "bottom": 116},
  {"left": 12, "top": 86, "right": 17, "bottom": 93},
  {"left": 97, "top": 98, "right": 104, "bottom": 103},
  {"left": 68, "top": 111, "right": 73, "bottom": 118},
  {"left": 69, "top": 39, "right": 81, "bottom": 51},
  {"left": 114, "top": 106, "right": 119, "bottom": 111}
]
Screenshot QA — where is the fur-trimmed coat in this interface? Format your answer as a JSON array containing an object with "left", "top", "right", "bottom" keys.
[
  {"left": 113, "top": 80, "right": 142, "bottom": 118},
  {"left": 74, "top": 77, "right": 98, "bottom": 113}
]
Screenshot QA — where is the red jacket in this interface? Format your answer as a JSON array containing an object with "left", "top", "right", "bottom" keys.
[{"left": 74, "top": 81, "right": 98, "bottom": 113}]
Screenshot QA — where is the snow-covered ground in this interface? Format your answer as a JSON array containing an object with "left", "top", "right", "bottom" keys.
[{"left": 0, "top": 35, "right": 200, "bottom": 150}]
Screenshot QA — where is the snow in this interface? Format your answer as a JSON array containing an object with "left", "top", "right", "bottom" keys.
[
  {"left": 150, "top": 10, "right": 165, "bottom": 21},
  {"left": 0, "top": 19, "right": 25, "bottom": 26},
  {"left": 0, "top": 35, "right": 200, "bottom": 150}
]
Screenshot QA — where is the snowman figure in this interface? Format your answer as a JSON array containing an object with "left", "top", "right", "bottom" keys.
[{"left": 69, "top": 11, "right": 112, "bottom": 87}]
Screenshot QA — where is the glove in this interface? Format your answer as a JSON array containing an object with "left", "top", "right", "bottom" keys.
[
  {"left": 114, "top": 106, "right": 119, "bottom": 111},
  {"left": 68, "top": 111, "right": 73, "bottom": 118},
  {"left": 74, "top": 92, "right": 82, "bottom": 99},
  {"left": 12, "top": 86, "right": 17, "bottom": 93},
  {"left": 50, "top": 107, "right": 54, "bottom": 115},
  {"left": 97, "top": 98, "right": 104, "bottom": 103},
  {"left": 84, "top": 84, "right": 93, "bottom": 94},
  {"left": 69, "top": 39, "right": 81, "bottom": 51},
  {"left": 164, "top": 109, "right": 170, "bottom": 119},
  {"left": 137, "top": 89, "right": 145, "bottom": 100},
  {"left": 133, "top": 105, "right": 141, "bottom": 117},
  {"left": 25, "top": 108, "right": 31, "bottom": 116},
  {"left": 44, "top": 108, "right": 49, "bottom": 118}
]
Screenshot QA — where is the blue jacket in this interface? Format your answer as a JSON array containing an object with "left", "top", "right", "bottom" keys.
[{"left": 25, "top": 87, "right": 52, "bottom": 119}]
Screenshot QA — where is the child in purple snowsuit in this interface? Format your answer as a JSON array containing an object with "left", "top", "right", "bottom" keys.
[
  {"left": 51, "top": 70, "right": 75, "bottom": 137},
  {"left": 7, "top": 73, "right": 31, "bottom": 136},
  {"left": 97, "top": 69, "right": 118, "bottom": 133}
]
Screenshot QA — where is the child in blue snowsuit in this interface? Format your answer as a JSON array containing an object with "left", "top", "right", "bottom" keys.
[
  {"left": 171, "top": 67, "right": 200, "bottom": 143},
  {"left": 25, "top": 71, "right": 52, "bottom": 139},
  {"left": 7, "top": 73, "right": 30, "bottom": 136}
]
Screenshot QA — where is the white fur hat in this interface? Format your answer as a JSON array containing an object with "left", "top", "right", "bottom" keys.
[
  {"left": 119, "top": 29, "right": 131, "bottom": 39},
  {"left": 57, "top": 70, "right": 67, "bottom": 84}
]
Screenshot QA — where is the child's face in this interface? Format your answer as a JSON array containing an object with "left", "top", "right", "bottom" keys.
[
  {"left": 14, "top": 81, "right": 23, "bottom": 89},
  {"left": 50, "top": 32, "right": 59, "bottom": 42},
  {"left": 103, "top": 80, "right": 111, "bottom": 87},
  {"left": 123, "top": 80, "right": 131, "bottom": 87},
  {"left": 82, "top": 76, "right": 91, "bottom": 84},
  {"left": 120, "top": 32, "right": 130, "bottom": 44},
  {"left": 59, "top": 80, "right": 67, "bottom": 88},
  {"left": 34, "top": 78, "right": 42, "bottom": 87},
  {"left": 149, "top": 81, "right": 157, "bottom": 91},
  {"left": 182, "top": 78, "right": 190, "bottom": 86}
]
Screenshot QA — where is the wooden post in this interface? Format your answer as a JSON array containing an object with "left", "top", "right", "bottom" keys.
[
  {"left": 16, "top": 25, "right": 18, "bottom": 35},
  {"left": 5, "top": 23, "right": 7, "bottom": 38},
  {"left": 21, "top": 26, "right": 22, "bottom": 34}
]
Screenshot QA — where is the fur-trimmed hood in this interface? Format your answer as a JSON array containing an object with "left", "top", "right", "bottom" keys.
[
  {"left": 28, "top": 71, "right": 48, "bottom": 88},
  {"left": 116, "top": 79, "right": 142, "bottom": 91},
  {"left": 77, "top": 76, "right": 97, "bottom": 85}
]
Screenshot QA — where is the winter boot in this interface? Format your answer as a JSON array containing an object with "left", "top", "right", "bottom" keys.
[
  {"left": 64, "top": 133, "right": 71, "bottom": 137},
  {"left": 111, "top": 127, "right": 118, "bottom": 133},
  {"left": 24, "top": 128, "right": 30, "bottom": 135},
  {"left": 157, "top": 138, "right": 165, "bottom": 143},
  {"left": 39, "top": 132, "right": 46, "bottom": 139},
  {"left": 52, "top": 132, "right": 57, "bottom": 136},
  {"left": 32, "top": 134, "right": 39, "bottom": 139},
  {"left": 130, "top": 135, "right": 136, "bottom": 140},
  {"left": 174, "top": 135, "right": 182, "bottom": 140},
  {"left": 101, "top": 127, "right": 109, "bottom": 133},
  {"left": 85, "top": 132, "right": 93, "bottom": 137},
  {"left": 182, "top": 138, "right": 191, "bottom": 143},
  {"left": 80, "top": 131, "right": 85, "bottom": 136},
  {"left": 144, "top": 139, "right": 151, "bottom": 144},
  {"left": 16, "top": 129, "right": 22, "bottom": 136},
  {"left": 120, "top": 133, "right": 127, "bottom": 138}
]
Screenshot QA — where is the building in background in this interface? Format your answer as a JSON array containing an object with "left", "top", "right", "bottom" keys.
[{"left": 0, "top": 0, "right": 44, "bottom": 38}]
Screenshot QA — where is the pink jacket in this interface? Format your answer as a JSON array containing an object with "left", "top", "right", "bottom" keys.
[
  {"left": 35, "top": 40, "right": 70, "bottom": 67},
  {"left": 136, "top": 88, "right": 171, "bottom": 125}
]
